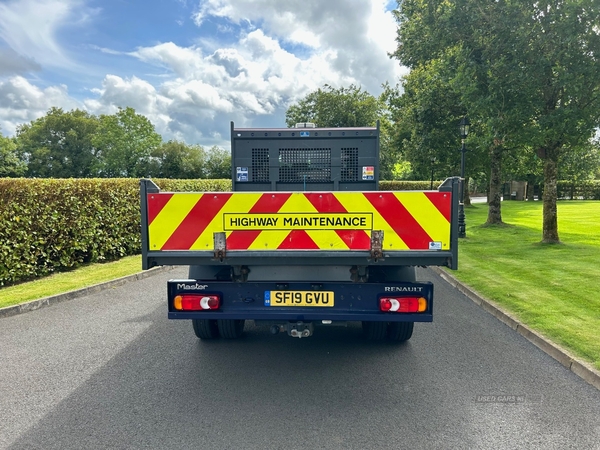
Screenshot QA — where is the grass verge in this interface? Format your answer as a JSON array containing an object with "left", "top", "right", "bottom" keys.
[
  {"left": 455, "top": 200, "right": 600, "bottom": 371},
  {"left": 0, "top": 255, "right": 142, "bottom": 309}
]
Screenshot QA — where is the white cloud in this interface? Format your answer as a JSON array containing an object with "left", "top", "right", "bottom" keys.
[
  {"left": 0, "top": 76, "right": 80, "bottom": 135},
  {"left": 191, "top": 0, "right": 405, "bottom": 92},
  {"left": 133, "top": 43, "right": 205, "bottom": 79},
  {"left": 84, "top": 75, "right": 172, "bottom": 138}
]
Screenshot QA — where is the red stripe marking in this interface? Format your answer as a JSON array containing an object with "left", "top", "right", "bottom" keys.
[
  {"left": 335, "top": 230, "right": 371, "bottom": 250},
  {"left": 249, "top": 192, "right": 293, "bottom": 213},
  {"left": 363, "top": 192, "right": 432, "bottom": 249},
  {"left": 303, "top": 193, "right": 347, "bottom": 212},
  {"left": 277, "top": 230, "right": 320, "bottom": 250},
  {"left": 147, "top": 193, "right": 174, "bottom": 225},
  {"left": 161, "top": 193, "right": 232, "bottom": 250},
  {"left": 424, "top": 192, "right": 452, "bottom": 222},
  {"left": 305, "top": 192, "right": 371, "bottom": 250},
  {"left": 226, "top": 230, "right": 262, "bottom": 250},
  {"left": 226, "top": 193, "right": 292, "bottom": 250}
]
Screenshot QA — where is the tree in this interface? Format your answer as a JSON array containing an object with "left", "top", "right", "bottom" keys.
[
  {"left": 380, "top": 69, "right": 480, "bottom": 184},
  {"left": 519, "top": 0, "right": 600, "bottom": 242},
  {"left": 94, "top": 107, "right": 162, "bottom": 178},
  {"left": 149, "top": 140, "right": 206, "bottom": 179},
  {"left": 286, "top": 84, "right": 383, "bottom": 128},
  {"left": 0, "top": 132, "right": 26, "bottom": 177},
  {"left": 392, "top": 0, "right": 600, "bottom": 241},
  {"left": 16, "top": 108, "right": 100, "bottom": 178},
  {"left": 204, "top": 146, "right": 231, "bottom": 179},
  {"left": 285, "top": 84, "right": 395, "bottom": 177},
  {"left": 393, "top": 0, "right": 535, "bottom": 224}
]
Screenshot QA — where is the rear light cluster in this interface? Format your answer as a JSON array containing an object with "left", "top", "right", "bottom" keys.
[
  {"left": 379, "top": 297, "right": 427, "bottom": 313},
  {"left": 174, "top": 294, "right": 221, "bottom": 311}
]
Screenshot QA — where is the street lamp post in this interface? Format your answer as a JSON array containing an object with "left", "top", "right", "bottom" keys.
[
  {"left": 430, "top": 157, "right": 436, "bottom": 190},
  {"left": 458, "top": 116, "right": 470, "bottom": 238}
]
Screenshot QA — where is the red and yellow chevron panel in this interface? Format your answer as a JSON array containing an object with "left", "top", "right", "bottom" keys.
[{"left": 146, "top": 191, "right": 452, "bottom": 252}]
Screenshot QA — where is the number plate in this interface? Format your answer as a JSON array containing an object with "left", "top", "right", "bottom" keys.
[{"left": 264, "top": 291, "right": 334, "bottom": 307}]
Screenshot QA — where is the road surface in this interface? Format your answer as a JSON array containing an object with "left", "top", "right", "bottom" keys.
[{"left": 1, "top": 267, "right": 599, "bottom": 449}]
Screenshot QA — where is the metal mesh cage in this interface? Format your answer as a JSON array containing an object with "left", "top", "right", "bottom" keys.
[
  {"left": 341, "top": 147, "right": 359, "bottom": 182},
  {"left": 278, "top": 148, "right": 331, "bottom": 183},
  {"left": 251, "top": 148, "right": 269, "bottom": 182}
]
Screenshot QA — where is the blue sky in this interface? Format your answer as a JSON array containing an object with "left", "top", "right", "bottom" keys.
[{"left": 0, "top": 0, "right": 405, "bottom": 149}]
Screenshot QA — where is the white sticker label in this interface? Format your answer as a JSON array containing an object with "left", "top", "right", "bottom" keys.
[
  {"left": 236, "top": 167, "right": 248, "bottom": 182},
  {"left": 429, "top": 242, "right": 442, "bottom": 250},
  {"left": 362, "top": 166, "right": 375, "bottom": 180}
]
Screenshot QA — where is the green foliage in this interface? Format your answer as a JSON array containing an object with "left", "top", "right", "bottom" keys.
[
  {"left": 285, "top": 84, "right": 383, "bottom": 128},
  {"left": 16, "top": 108, "right": 100, "bottom": 178},
  {"left": 391, "top": 160, "right": 413, "bottom": 180},
  {"left": 148, "top": 140, "right": 206, "bottom": 179},
  {"left": 381, "top": 71, "right": 471, "bottom": 181},
  {"left": 147, "top": 143, "right": 231, "bottom": 181},
  {"left": 204, "top": 146, "right": 232, "bottom": 179},
  {"left": 558, "top": 142, "right": 600, "bottom": 183},
  {"left": 93, "top": 107, "right": 162, "bottom": 177},
  {"left": 391, "top": 0, "right": 600, "bottom": 240},
  {"left": 0, "top": 177, "right": 232, "bottom": 286},
  {"left": 153, "top": 178, "right": 231, "bottom": 192},
  {"left": 0, "top": 178, "right": 140, "bottom": 286},
  {"left": 379, "top": 180, "right": 439, "bottom": 191},
  {"left": 11, "top": 107, "right": 232, "bottom": 180},
  {"left": 557, "top": 180, "right": 600, "bottom": 200},
  {"left": 0, "top": 133, "right": 26, "bottom": 177}
]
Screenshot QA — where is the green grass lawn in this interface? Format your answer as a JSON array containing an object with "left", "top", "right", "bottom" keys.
[
  {"left": 1, "top": 201, "right": 599, "bottom": 372},
  {"left": 455, "top": 200, "right": 600, "bottom": 371},
  {"left": 0, "top": 255, "right": 142, "bottom": 309}
]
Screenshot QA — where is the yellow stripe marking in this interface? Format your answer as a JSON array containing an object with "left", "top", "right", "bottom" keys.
[
  {"left": 395, "top": 192, "right": 450, "bottom": 249},
  {"left": 306, "top": 230, "right": 349, "bottom": 250},
  {"left": 148, "top": 194, "right": 202, "bottom": 250},
  {"left": 247, "top": 230, "right": 292, "bottom": 250}
]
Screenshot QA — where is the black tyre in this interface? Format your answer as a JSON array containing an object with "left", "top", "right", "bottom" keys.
[
  {"left": 362, "top": 321, "right": 388, "bottom": 341},
  {"left": 217, "top": 319, "right": 245, "bottom": 339},
  {"left": 387, "top": 322, "right": 414, "bottom": 343},
  {"left": 192, "top": 319, "right": 220, "bottom": 340}
]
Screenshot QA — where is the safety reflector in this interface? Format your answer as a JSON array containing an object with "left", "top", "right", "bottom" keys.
[
  {"left": 379, "top": 297, "right": 427, "bottom": 313},
  {"left": 174, "top": 294, "right": 221, "bottom": 311}
]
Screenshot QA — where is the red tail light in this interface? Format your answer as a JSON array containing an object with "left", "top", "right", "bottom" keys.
[
  {"left": 174, "top": 294, "right": 221, "bottom": 311},
  {"left": 379, "top": 297, "right": 427, "bottom": 313}
]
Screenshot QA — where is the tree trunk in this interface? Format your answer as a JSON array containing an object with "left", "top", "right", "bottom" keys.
[
  {"left": 486, "top": 143, "right": 503, "bottom": 224},
  {"left": 526, "top": 176, "right": 535, "bottom": 201},
  {"left": 542, "top": 147, "right": 560, "bottom": 243},
  {"left": 464, "top": 176, "right": 471, "bottom": 206}
]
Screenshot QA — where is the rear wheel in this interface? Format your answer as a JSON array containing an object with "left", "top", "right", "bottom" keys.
[
  {"left": 192, "top": 319, "right": 219, "bottom": 340},
  {"left": 218, "top": 319, "right": 245, "bottom": 339},
  {"left": 362, "top": 321, "right": 388, "bottom": 341},
  {"left": 387, "top": 322, "right": 414, "bottom": 343}
]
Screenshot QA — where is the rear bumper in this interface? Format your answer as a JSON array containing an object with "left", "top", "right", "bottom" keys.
[{"left": 167, "top": 280, "right": 433, "bottom": 322}]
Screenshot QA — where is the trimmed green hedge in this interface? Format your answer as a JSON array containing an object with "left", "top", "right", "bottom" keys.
[
  {"left": 0, "top": 178, "right": 231, "bottom": 286},
  {"left": 379, "top": 180, "right": 442, "bottom": 191},
  {"left": 557, "top": 180, "right": 600, "bottom": 200}
]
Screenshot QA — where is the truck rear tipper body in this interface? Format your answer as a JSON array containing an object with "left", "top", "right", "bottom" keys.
[{"left": 141, "top": 122, "right": 460, "bottom": 341}]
